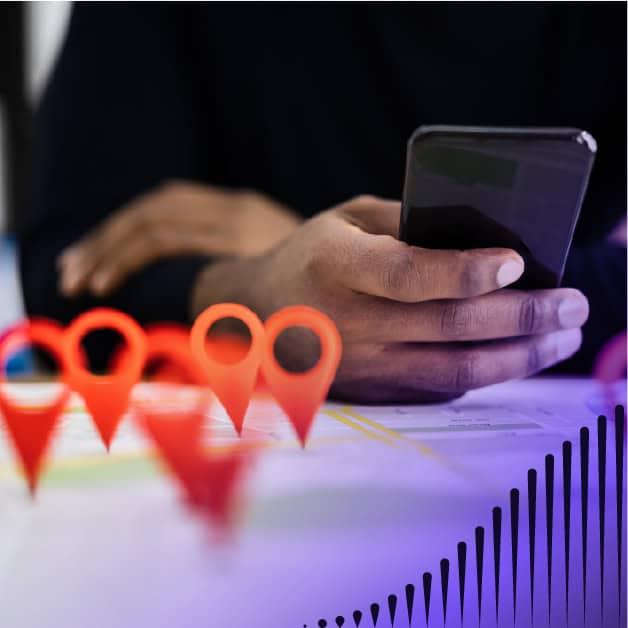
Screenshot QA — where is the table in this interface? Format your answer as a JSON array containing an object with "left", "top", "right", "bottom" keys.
[{"left": 0, "top": 377, "right": 625, "bottom": 628}]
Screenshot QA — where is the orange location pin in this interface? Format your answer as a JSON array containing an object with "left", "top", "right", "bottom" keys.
[
  {"left": 0, "top": 319, "right": 71, "bottom": 494},
  {"left": 261, "top": 306, "right": 342, "bottom": 447},
  {"left": 63, "top": 308, "right": 147, "bottom": 450},
  {"left": 190, "top": 303, "right": 265, "bottom": 435}
]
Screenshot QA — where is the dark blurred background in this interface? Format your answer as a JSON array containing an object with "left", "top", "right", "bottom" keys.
[
  {"left": 0, "top": 2, "right": 70, "bottom": 329},
  {"left": 0, "top": 2, "right": 625, "bottom": 370}
]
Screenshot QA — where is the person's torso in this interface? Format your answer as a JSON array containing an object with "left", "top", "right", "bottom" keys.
[{"left": 175, "top": 3, "right": 625, "bottom": 239}]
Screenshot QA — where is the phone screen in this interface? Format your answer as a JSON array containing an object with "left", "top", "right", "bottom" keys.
[{"left": 399, "top": 127, "right": 596, "bottom": 288}]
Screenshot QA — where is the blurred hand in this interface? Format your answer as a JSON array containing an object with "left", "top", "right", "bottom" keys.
[
  {"left": 609, "top": 217, "right": 627, "bottom": 246},
  {"left": 57, "top": 181, "right": 301, "bottom": 297},
  {"left": 193, "top": 195, "right": 590, "bottom": 402}
]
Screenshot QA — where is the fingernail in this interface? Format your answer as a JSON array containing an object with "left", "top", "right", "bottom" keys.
[
  {"left": 496, "top": 259, "right": 524, "bottom": 287},
  {"left": 556, "top": 328, "right": 582, "bottom": 360},
  {"left": 558, "top": 297, "right": 589, "bottom": 328}
]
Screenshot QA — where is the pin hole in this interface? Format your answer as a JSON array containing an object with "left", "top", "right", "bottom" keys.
[
  {"left": 274, "top": 326, "right": 321, "bottom": 373},
  {"left": 205, "top": 317, "right": 252, "bottom": 365}
]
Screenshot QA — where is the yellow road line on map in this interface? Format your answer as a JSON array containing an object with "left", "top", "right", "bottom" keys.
[
  {"left": 323, "top": 410, "right": 402, "bottom": 448},
  {"left": 336, "top": 406, "right": 480, "bottom": 480},
  {"left": 340, "top": 406, "right": 438, "bottom": 458},
  {"left": 338, "top": 407, "right": 502, "bottom": 493}
]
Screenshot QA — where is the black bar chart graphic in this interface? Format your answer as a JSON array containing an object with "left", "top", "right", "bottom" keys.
[{"left": 306, "top": 405, "right": 626, "bottom": 628}]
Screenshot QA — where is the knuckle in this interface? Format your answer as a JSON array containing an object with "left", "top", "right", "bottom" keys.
[
  {"left": 129, "top": 205, "right": 149, "bottom": 229},
  {"left": 352, "top": 194, "right": 378, "bottom": 206},
  {"left": 440, "top": 301, "right": 473, "bottom": 339},
  {"left": 458, "top": 254, "right": 485, "bottom": 297},
  {"left": 236, "top": 190, "right": 262, "bottom": 209},
  {"left": 159, "top": 179, "right": 185, "bottom": 198},
  {"left": 526, "top": 341, "right": 544, "bottom": 374},
  {"left": 452, "top": 352, "right": 480, "bottom": 392},
  {"left": 518, "top": 295, "right": 543, "bottom": 335},
  {"left": 305, "top": 239, "right": 331, "bottom": 277},
  {"left": 381, "top": 249, "right": 414, "bottom": 297}
]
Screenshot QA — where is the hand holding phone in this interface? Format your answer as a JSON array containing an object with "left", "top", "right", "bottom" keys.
[{"left": 399, "top": 125, "right": 596, "bottom": 288}]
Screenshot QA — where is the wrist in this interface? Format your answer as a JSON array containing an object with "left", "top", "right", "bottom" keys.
[{"left": 189, "top": 254, "right": 270, "bottom": 321}]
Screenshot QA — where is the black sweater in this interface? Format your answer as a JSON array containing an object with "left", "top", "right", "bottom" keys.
[{"left": 19, "top": 3, "right": 627, "bottom": 372}]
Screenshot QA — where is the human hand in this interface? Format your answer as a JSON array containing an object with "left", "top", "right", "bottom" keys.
[
  {"left": 192, "top": 195, "right": 589, "bottom": 403},
  {"left": 57, "top": 181, "right": 301, "bottom": 297}
]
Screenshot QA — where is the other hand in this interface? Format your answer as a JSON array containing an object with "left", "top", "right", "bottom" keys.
[{"left": 57, "top": 181, "right": 301, "bottom": 297}]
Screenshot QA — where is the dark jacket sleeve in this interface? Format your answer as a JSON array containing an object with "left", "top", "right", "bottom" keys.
[{"left": 18, "top": 4, "right": 210, "bottom": 330}]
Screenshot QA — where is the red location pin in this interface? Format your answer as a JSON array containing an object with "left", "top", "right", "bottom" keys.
[
  {"left": 63, "top": 308, "right": 147, "bottom": 450},
  {"left": 195, "top": 451, "right": 250, "bottom": 530},
  {"left": 134, "top": 404, "right": 206, "bottom": 504},
  {"left": 190, "top": 303, "right": 265, "bottom": 435},
  {"left": 135, "top": 400, "right": 250, "bottom": 529},
  {"left": 112, "top": 323, "right": 207, "bottom": 385},
  {"left": 261, "top": 306, "right": 342, "bottom": 447},
  {"left": 0, "top": 319, "right": 71, "bottom": 495}
]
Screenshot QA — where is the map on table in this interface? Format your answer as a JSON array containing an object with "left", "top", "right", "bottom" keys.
[{"left": 0, "top": 377, "right": 625, "bottom": 628}]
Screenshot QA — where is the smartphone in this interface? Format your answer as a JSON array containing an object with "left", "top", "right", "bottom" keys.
[{"left": 399, "top": 125, "right": 596, "bottom": 288}]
